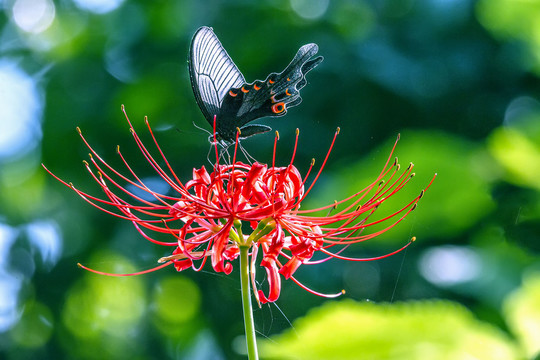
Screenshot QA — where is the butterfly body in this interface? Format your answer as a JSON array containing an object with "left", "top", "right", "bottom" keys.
[{"left": 189, "top": 26, "right": 322, "bottom": 144}]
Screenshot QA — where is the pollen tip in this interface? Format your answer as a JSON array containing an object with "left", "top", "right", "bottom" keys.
[
  {"left": 397, "top": 133, "right": 401, "bottom": 141},
  {"left": 394, "top": 157, "right": 398, "bottom": 166},
  {"left": 275, "top": 130, "right": 279, "bottom": 140},
  {"left": 129, "top": 128, "right": 135, "bottom": 134},
  {"left": 411, "top": 203, "right": 418, "bottom": 211},
  {"left": 311, "top": 158, "right": 315, "bottom": 166},
  {"left": 341, "top": 289, "right": 346, "bottom": 295},
  {"left": 144, "top": 115, "right": 148, "bottom": 121},
  {"left": 76, "top": 126, "right": 82, "bottom": 134},
  {"left": 77, "top": 262, "right": 83, "bottom": 268},
  {"left": 68, "top": 182, "right": 74, "bottom": 188},
  {"left": 157, "top": 257, "right": 166, "bottom": 264},
  {"left": 411, "top": 236, "right": 417, "bottom": 242},
  {"left": 116, "top": 145, "right": 120, "bottom": 154},
  {"left": 82, "top": 159, "right": 88, "bottom": 165},
  {"left": 419, "top": 189, "right": 425, "bottom": 198},
  {"left": 121, "top": 104, "right": 125, "bottom": 111},
  {"left": 295, "top": 128, "right": 300, "bottom": 135},
  {"left": 410, "top": 172, "right": 416, "bottom": 178},
  {"left": 336, "top": 127, "right": 341, "bottom": 134}
]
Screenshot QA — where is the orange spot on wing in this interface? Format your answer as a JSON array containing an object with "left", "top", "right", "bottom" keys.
[
  {"left": 285, "top": 88, "right": 291, "bottom": 96},
  {"left": 287, "top": 77, "right": 291, "bottom": 81},
  {"left": 254, "top": 84, "right": 261, "bottom": 90},
  {"left": 241, "top": 86, "right": 249, "bottom": 93},
  {"left": 268, "top": 79, "right": 275, "bottom": 84},
  {"left": 272, "top": 102, "right": 286, "bottom": 114},
  {"left": 229, "top": 90, "right": 238, "bottom": 97}
]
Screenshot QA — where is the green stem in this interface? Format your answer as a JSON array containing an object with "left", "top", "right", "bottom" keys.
[{"left": 239, "top": 245, "right": 259, "bottom": 359}]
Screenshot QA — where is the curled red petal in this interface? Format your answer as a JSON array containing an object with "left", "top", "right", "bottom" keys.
[
  {"left": 257, "top": 261, "right": 281, "bottom": 304},
  {"left": 173, "top": 258, "right": 193, "bottom": 271},
  {"left": 279, "top": 257, "right": 302, "bottom": 279},
  {"left": 211, "top": 222, "right": 234, "bottom": 274}
]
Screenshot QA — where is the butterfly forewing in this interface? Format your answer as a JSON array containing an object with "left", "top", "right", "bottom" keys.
[{"left": 189, "top": 26, "right": 245, "bottom": 123}]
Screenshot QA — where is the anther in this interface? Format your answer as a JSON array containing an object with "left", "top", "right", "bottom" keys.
[
  {"left": 411, "top": 203, "right": 418, "bottom": 211},
  {"left": 236, "top": 127, "right": 241, "bottom": 135},
  {"left": 116, "top": 145, "right": 120, "bottom": 154},
  {"left": 394, "top": 157, "right": 398, "bottom": 166},
  {"left": 296, "top": 128, "right": 300, "bottom": 136},
  {"left": 411, "top": 236, "right": 416, "bottom": 242},
  {"left": 419, "top": 190, "right": 425, "bottom": 198},
  {"left": 311, "top": 158, "right": 316, "bottom": 166},
  {"left": 336, "top": 127, "right": 341, "bottom": 134},
  {"left": 76, "top": 127, "right": 82, "bottom": 134},
  {"left": 396, "top": 133, "right": 401, "bottom": 141},
  {"left": 82, "top": 160, "right": 89, "bottom": 166},
  {"left": 121, "top": 104, "right": 125, "bottom": 111},
  {"left": 275, "top": 131, "right": 280, "bottom": 140},
  {"left": 410, "top": 173, "right": 416, "bottom": 178}
]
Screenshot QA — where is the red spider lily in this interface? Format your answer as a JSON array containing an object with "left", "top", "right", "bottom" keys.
[{"left": 42, "top": 106, "right": 435, "bottom": 304}]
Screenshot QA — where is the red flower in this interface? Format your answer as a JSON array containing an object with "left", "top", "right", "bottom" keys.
[{"left": 43, "top": 106, "right": 435, "bottom": 304}]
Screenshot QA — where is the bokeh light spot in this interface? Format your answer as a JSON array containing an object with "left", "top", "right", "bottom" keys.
[
  {"left": 26, "top": 219, "right": 63, "bottom": 269},
  {"left": 72, "top": 0, "right": 125, "bottom": 14},
  {"left": 12, "top": 0, "right": 56, "bottom": 34},
  {"left": 62, "top": 251, "right": 146, "bottom": 341},
  {"left": 419, "top": 246, "right": 482, "bottom": 287},
  {"left": 152, "top": 276, "right": 201, "bottom": 324},
  {"left": 11, "top": 301, "right": 54, "bottom": 348},
  {"left": 290, "top": 0, "right": 329, "bottom": 20},
  {"left": 0, "top": 61, "right": 42, "bottom": 160}
]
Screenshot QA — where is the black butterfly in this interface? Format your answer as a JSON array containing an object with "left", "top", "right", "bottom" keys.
[{"left": 188, "top": 26, "right": 323, "bottom": 144}]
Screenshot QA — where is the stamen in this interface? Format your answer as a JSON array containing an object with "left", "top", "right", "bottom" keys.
[{"left": 77, "top": 261, "right": 173, "bottom": 276}]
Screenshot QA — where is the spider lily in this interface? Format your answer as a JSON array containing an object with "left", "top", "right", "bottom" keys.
[{"left": 43, "top": 106, "right": 435, "bottom": 304}]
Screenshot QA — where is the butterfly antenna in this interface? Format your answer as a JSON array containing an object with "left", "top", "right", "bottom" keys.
[{"left": 192, "top": 121, "right": 212, "bottom": 136}]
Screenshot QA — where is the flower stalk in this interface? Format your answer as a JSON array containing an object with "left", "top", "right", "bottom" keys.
[{"left": 239, "top": 244, "right": 258, "bottom": 360}]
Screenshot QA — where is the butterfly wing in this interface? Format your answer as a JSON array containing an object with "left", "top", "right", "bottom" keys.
[
  {"left": 188, "top": 26, "right": 245, "bottom": 126},
  {"left": 221, "top": 44, "right": 323, "bottom": 130}
]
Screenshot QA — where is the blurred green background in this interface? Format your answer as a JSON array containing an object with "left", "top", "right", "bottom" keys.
[{"left": 1, "top": 0, "right": 540, "bottom": 359}]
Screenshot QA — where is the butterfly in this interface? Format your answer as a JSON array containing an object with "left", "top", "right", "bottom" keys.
[{"left": 188, "top": 26, "right": 323, "bottom": 145}]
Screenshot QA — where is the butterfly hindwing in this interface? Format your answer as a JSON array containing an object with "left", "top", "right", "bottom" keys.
[
  {"left": 223, "top": 43, "right": 323, "bottom": 130},
  {"left": 188, "top": 26, "right": 322, "bottom": 143}
]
